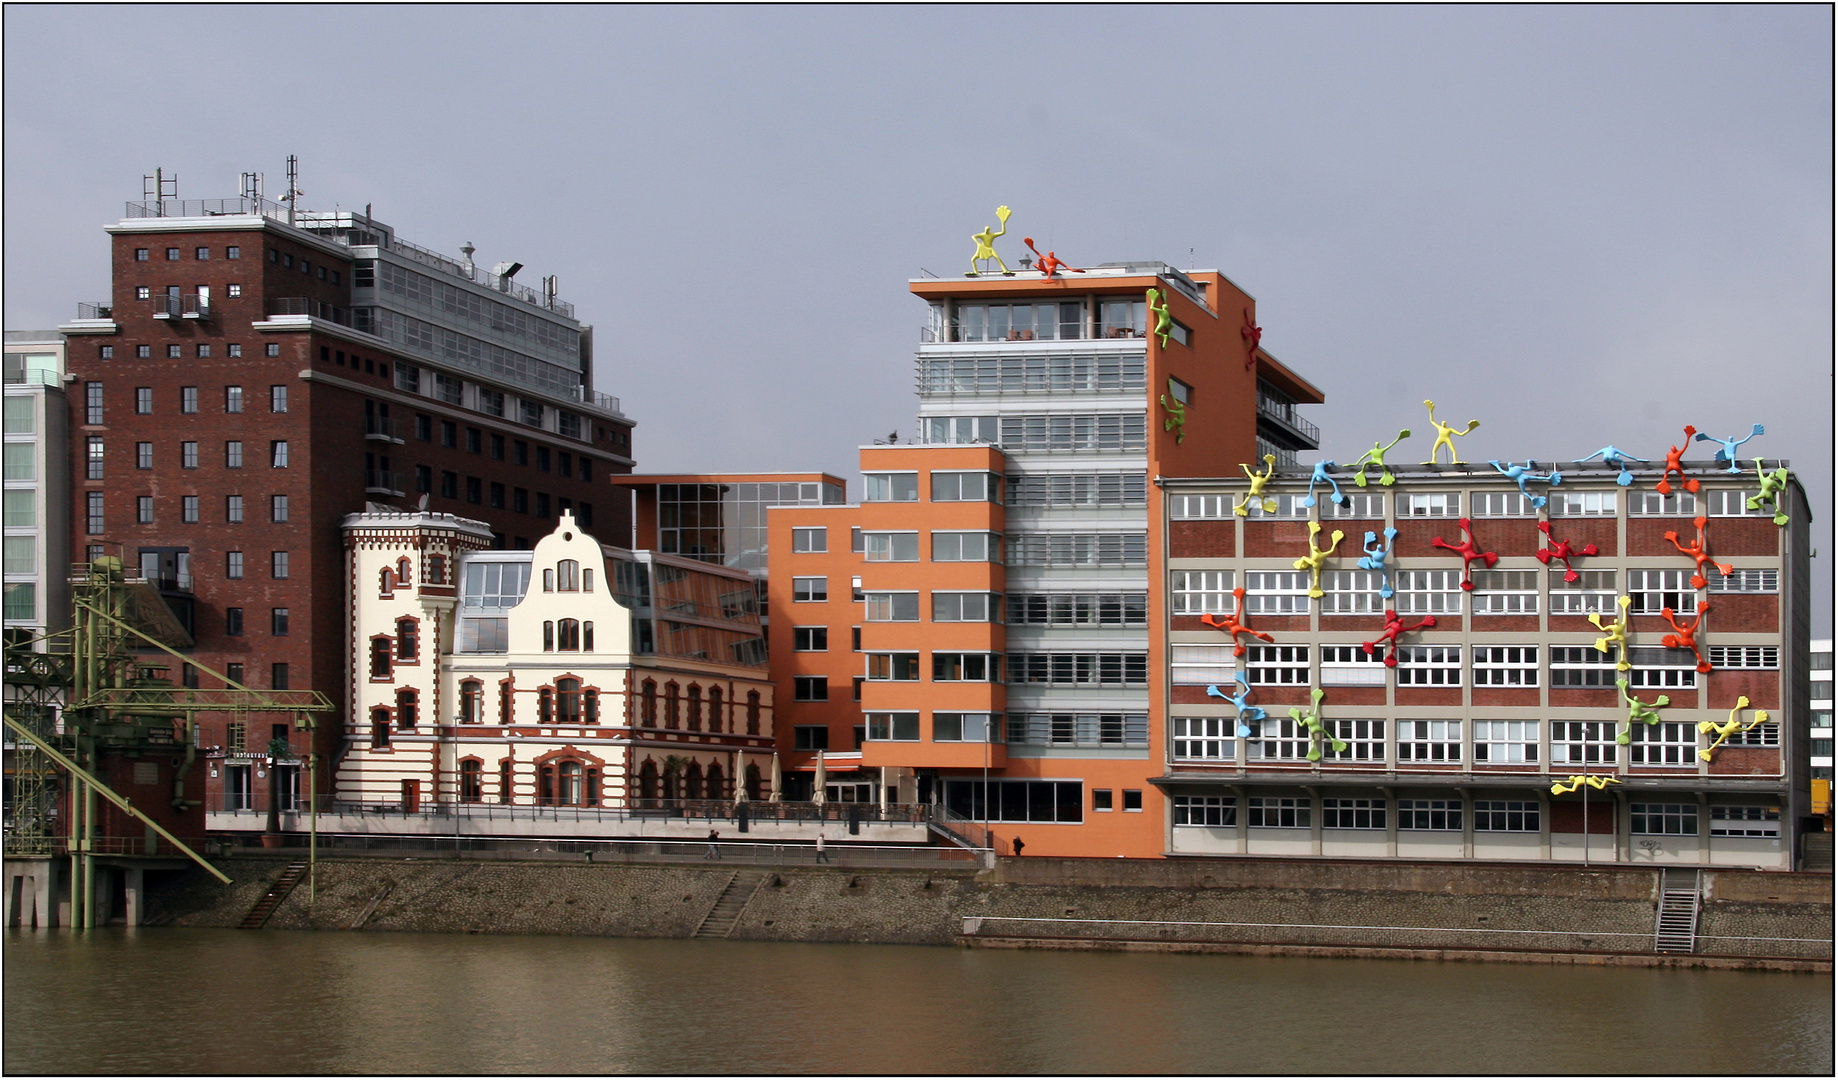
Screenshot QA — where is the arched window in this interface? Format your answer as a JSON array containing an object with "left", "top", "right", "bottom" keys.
[
  {"left": 686, "top": 685, "right": 702, "bottom": 732},
  {"left": 665, "top": 682, "right": 680, "bottom": 729},
  {"left": 707, "top": 686, "right": 724, "bottom": 734},
  {"left": 706, "top": 762, "right": 725, "bottom": 802},
  {"left": 378, "top": 567, "right": 395, "bottom": 595},
  {"left": 638, "top": 760, "right": 659, "bottom": 801},
  {"left": 539, "top": 764, "right": 555, "bottom": 805},
  {"left": 395, "top": 688, "right": 418, "bottom": 728},
  {"left": 586, "top": 766, "right": 601, "bottom": 806},
  {"left": 583, "top": 621, "right": 594, "bottom": 651},
  {"left": 556, "top": 678, "right": 581, "bottom": 723},
  {"left": 542, "top": 621, "right": 555, "bottom": 651},
  {"left": 395, "top": 618, "right": 418, "bottom": 661},
  {"left": 662, "top": 761, "right": 679, "bottom": 800},
  {"left": 369, "top": 636, "right": 392, "bottom": 679},
  {"left": 556, "top": 559, "right": 579, "bottom": 591},
  {"left": 583, "top": 687, "right": 600, "bottom": 724},
  {"left": 640, "top": 679, "right": 658, "bottom": 724},
  {"left": 744, "top": 763, "right": 763, "bottom": 801},
  {"left": 498, "top": 759, "right": 513, "bottom": 803},
  {"left": 498, "top": 680, "right": 513, "bottom": 724},
  {"left": 557, "top": 619, "right": 581, "bottom": 651},
  {"left": 460, "top": 680, "right": 483, "bottom": 724},
  {"left": 459, "top": 759, "right": 483, "bottom": 802},
  {"left": 396, "top": 557, "right": 412, "bottom": 586},
  {"left": 685, "top": 761, "right": 704, "bottom": 800},
  {"left": 371, "top": 707, "right": 391, "bottom": 747},
  {"left": 538, "top": 687, "right": 554, "bottom": 723},
  {"left": 427, "top": 554, "right": 446, "bottom": 585},
  {"left": 559, "top": 761, "right": 583, "bottom": 804},
  {"left": 746, "top": 690, "right": 761, "bottom": 735}
]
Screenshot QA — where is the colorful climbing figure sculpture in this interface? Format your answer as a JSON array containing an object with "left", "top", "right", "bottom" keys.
[
  {"left": 1694, "top": 424, "right": 1765, "bottom": 474},
  {"left": 1748, "top": 458, "right": 1791, "bottom": 526},
  {"left": 1301, "top": 460, "right": 1346, "bottom": 508},
  {"left": 967, "top": 206, "right": 1012, "bottom": 276},
  {"left": 1574, "top": 446, "right": 1650, "bottom": 487},
  {"left": 1362, "top": 608, "right": 1437, "bottom": 667},
  {"left": 1660, "top": 601, "right": 1712, "bottom": 674},
  {"left": 1200, "top": 587, "right": 1276, "bottom": 657},
  {"left": 1551, "top": 774, "right": 1622, "bottom": 795},
  {"left": 1205, "top": 671, "right": 1267, "bottom": 738},
  {"left": 1588, "top": 596, "right": 1632, "bottom": 671},
  {"left": 1656, "top": 425, "right": 1700, "bottom": 495},
  {"left": 1292, "top": 521, "right": 1346, "bottom": 598},
  {"left": 1351, "top": 430, "right": 1411, "bottom": 488},
  {"left": 1233, "top": 455, "right": 1278, "bottom": 517},
  {"left": 1698, "top": 697, "right": 1770, "bottom": 761},
  {"left": 1615, "top": 678, "right": 1670, "bottom": 745},
  {"left": 1022, "top": 237, "right": 1084, "bottom": 279},
  {"left": 1488, "top": 459, "right": 1562, "bottom": 510},
  {"left": 1358, "top": 528, "right": 1399, "bottom": 600},
  {"left": 1430, "top": 518, "right": 1498, "bottom": 590},
  {"left": 1421, "top": 400, "right": 1480, "bottom": 465},
  {"left": 1535, "top": 521, "right": 1599, "bottom": 583},
  {"left": 1240, "top": 308, "right": 1262, "bottom": 371},
  {"left": 1159, "top": 377, "right": 1187, "bottom": 444},
  {"left": 1663, "top": 516, "right": 1733, "bottom": 590},
  {"left": 1289, "top": 689, "right": 1345, "bottom": 762},
  {"left": 1146, "top": 288, "right": 1173, "bottom": 348}
]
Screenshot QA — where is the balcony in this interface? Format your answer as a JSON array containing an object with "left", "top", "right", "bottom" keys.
[
  {"left": 268, "top": 297, "right": 350, "bottom": 326},
  {"left": 364, "top": 416, "right": 404, "bottom": 443},
  {"left": 151, "top": 293, "right": 212, "bottom": 321},
  {"left": 1256, "top": 394, "right": 1319, "bottom": 450},
  {"left": 920, "top": 324, "right": 1147, "bottom": 344},
  {"left": 78, "top": 301, "right": 113, "bottom": 320},
  {"left": 365, "top": 470, "right": 405, "bottom": 496}
]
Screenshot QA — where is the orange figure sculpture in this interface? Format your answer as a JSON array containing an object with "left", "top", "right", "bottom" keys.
[
  {"left": 1430, "top": 517, "right": 1499, "bottom": 591},
  {"left": 1535, "top": 521, "right": 1599, "bottom": 583},
  {"left": 1200, "top": 587, "right": 1275, "bottom": 657},
  {"left": 1656, "top": 425, "right": 1700, "bottom": 495},
  {"left": 1023, "top": 238, "right": 1084, "bottom": 279},
  {"left": 1362, "top": 608, "right": 1438, "bottom": 667},
  {"left": 1660, "top": 601, "right": 1712, "bottom": 674},
  {"left": 1663, "top": 515, "right": 1734, "bottom": 590}
]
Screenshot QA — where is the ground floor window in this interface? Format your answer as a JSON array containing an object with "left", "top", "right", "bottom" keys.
[
  {"left": 1397, "top": 799, "right": 1462, "bottom": 831},
  {"left": 943, "top": 779, "right": 1081, "bottom": 823},
  {"left": 1472, "top": 800, "right": 1538, "bottom": 831},
  {"left": 1321, "top": 798, "right": 1385, "bottom": 829},
  {"left": 1172, "top": 795, "right": 1235, "bottom": 826},
  {"left": 1247, "top": 796, "right": 1309, "bottom": 828},
  {"left": 1708, "top": 806, "right": 1778, "bottom": 837},
  {"left": 1631, "top": 803, "right": 1698, "bottom": 835}
]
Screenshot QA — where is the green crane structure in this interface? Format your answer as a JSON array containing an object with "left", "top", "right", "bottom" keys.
[{"left": 3, "top": 556, "right": 333, "bottom": 927}]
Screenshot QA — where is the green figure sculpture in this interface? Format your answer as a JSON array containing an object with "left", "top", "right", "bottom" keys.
[
  {"left": 1615, "top": 678, "right": 1670, "bottom": 745},
  {"left": 1146, "top": 288, "right": 1174, "bottom": 348},
  {"left": 968, "top": 206, "right": 1012, "bottom": 276},
  {"left": 1289, "top": 689, "right": 1346, "bottom": 762},
  {"left": 1159, "top": 377, "right": 1187, "bottom": 443},
  {"left": 1351, "top": 429, "right": 1412, "bottom": 487},
  {"left": 1748, "top": 458, "right": 1791, "bottom": 526}
]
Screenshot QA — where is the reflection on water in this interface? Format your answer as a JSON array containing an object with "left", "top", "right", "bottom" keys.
[{"left": 4, "top": 928, "right": 1832, "bottom": 1075}]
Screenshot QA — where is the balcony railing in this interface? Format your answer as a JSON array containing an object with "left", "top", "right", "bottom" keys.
[
  {"left": 125, "top": 196, "right": 288, "bottom": 220},
  {"left": 364, "top": 470, "right": 404, "bottom": 495},
  {"left": 1256, "top": 394, "right": 1320, "bottom": 446},
  {"left": 268, "top": 297, "right": 349, "bottom": 326},
  {"left": 921, "top": 324, "right": 1147, "bottom": 344},
  {"left": 151, "top": 294, "right": 212, "bottom": 321},
  {"left": 130, "top": 572, "right": 194, "bottom": 592},
  {"left": 76, "top": 301, "right": 113, "bottom": 320},
  {"left": 364, "top": 416, "right": 403, "bottom": 442}
]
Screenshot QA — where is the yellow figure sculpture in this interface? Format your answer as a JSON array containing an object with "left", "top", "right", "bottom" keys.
[
  {"left": 1421, "top": 399, "right": 1481, "bottom": 465},
  {"left": 1233, "top": 455, "right": 1278, "bottom": 517},
  {"left": 1698, "top": 697, "right": 1771, "bottom": 761},
  {"left": 1551, "top": 774, "right": 1622, "bottom": 795},
  {"left": 968, "top": 206, "right": 1012, "bottom": 276},
  {"left": 1292, "top": 521, "right": 1345, "bottom": 599},
  {"left": 1588, "top": 595, "right": 1633, "bottom": 671}
]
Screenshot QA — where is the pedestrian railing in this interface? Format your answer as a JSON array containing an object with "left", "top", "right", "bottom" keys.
[{"left": 217, "top": 832, "right": 985, "bottom": 869}]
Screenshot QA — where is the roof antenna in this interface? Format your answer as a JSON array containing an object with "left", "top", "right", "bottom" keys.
[
  {"left": 281, "top": 154, "right": 304, "bottom": 225},
  {"left": 240, "top": 171, "right": 263, "bottom": 208},
  {"left": 143, "top": 167, "right": 177, "bottom": 215}
]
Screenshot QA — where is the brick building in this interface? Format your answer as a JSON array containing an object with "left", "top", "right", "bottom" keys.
[{"left": 55, "top": 179, "right": 635, "bottom": 816}]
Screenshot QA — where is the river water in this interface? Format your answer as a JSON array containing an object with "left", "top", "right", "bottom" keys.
[{"left": 4, "top": 929, "right": 1831, "bottom": 1075}]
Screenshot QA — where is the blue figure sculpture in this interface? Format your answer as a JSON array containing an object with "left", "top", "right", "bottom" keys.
[
  {"left": 1205, "top": 671, "right": 1267, "bottom": 738},
  {"left": 1300, "top": 459, "right": 1346, "bottom": 509},
  {"left": 1694, "top": 424, "right": 1765, "bottom": 474},
  {"left": 1358, "top": 527, "right": 1399, "bottom": 600},
  {"left": 1574, "top": 446, "right": 1649, "bottom": 487},
  {"left": 1488, "top": 459, "right": 1563, "bottom": 510}
]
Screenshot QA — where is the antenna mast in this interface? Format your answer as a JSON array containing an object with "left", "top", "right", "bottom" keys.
[
  {"left": 142, "top": 168, "right": 177, "bottom": 216},
  {"left": 282, "top": 155, "right": 302, "bottom": 225}
]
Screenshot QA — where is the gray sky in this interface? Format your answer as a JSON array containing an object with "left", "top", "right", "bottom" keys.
[{"left": 5, "top": 4, "right": 1831, "bottom": 630}]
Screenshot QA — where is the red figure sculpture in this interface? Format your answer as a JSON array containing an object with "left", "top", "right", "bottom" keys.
[
  {"left": 1241, "top": 308, "right": 1263, "bottom": 371},
  {"left": 1200, "top": 587, "right": 1275, "bottom": 657},
  {"left": 1023, "top": 238, "right": 1084, "bottom": 279},
  {"left": 1363, "top": 609, "right": 1438, "bottom": 667},
  {"left": 1664, "top": 515, "right": 1733, "bottom": 590},
  {"left": 1656, "top": 425, "right": 1701, "bottom": 495},
  {"left": 1431, "top": 518, "right": 1499, "bottom": 590},
  {"left": 1534, "top": 521, "right": 1599, "bottom": 583},
  {"left": 1660, "top": 601, "right": 1712, "bottom": 674}
]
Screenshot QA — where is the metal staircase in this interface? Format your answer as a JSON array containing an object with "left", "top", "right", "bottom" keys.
[
  {"left": 1654, "top": 868, "right": 1701, "bottom": 954},
  {"left": 691, "top": 869, "right": 766, "bottom": 939},
  {"left": 239, "top": 862, "right": 308, "bottom": 929}
]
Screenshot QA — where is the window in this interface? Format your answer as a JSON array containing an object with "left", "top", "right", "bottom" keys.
[
  {"left": 1548, "top": 720, "right": 1615, "bottom": 766},
  {"left": 1247, "top": 797, "right": 1309, "bottom": 828},
  {"left": 866, "top": 653, "right": 921, "bottom": 681},
  {"left": 513, "top": 488, "right": 529, "bottom": 513},
  {"left": 1549, "top": 646, "right": 1619, "bottom": 688},
  {"left": 1007, "top": 593, "right": 1144, "bottom": 626},
  {"left": 226, "top": 551, "right": 244, "bottom": 579},
  {"left": 271, "top": 608, "right": 290, "bottom": 635},
  {"left": 932, "top": 531, "right": 1000, "bottom": 562},
  {"left": 138, "top": 387, "right": 155, "bottom": 413},
  {"left": 265, "top": 343, "right": 281, "bottom": 358},
  {"left": 228, "top": 344, "right": 241, "bottom": 356},
  {"left": 465, "top": 476, "right": 482, "bottom": 504},
  {"left": 489, "top": 482, "right": 505, "bottom": 509},
  {"left": 1171, "top": 571, "right": 1234, "bottom": 615},
  {"left": 396, "top": 688, "right": 419, "bottom": 729},
  {"left": 1550, "top": 570, "right": 1618, "bottom": 615},
  {"left": 270, "top": 441, "right": 289, "bottom": 468},
  {"left": 1397, "top": 800, "right": 1462, "bottom": 831},
  {"left": 1243, "top": 571, "right": 1309, "bottom": 615},
  {"left": 1630, "top": 491, "right": 1697, "bottom": 516},
  {"left": 1326, "top": 719, "right": 1387, "bottom": 762},
  {"left": 1171, "top": 718, "right": 1235, "bottom": 761},
  {"left": 793, "top": 676, "right": 829, "bottom": 701},
  {"left": 1123, "top": 790, "right": 1144, "bottom": 812},
  {"left": 792, "top": 576, "right": 827, "bottom": 602},
  {"left": 488, "top": 433, "right": 506, "bottom": 460},
  {"left": 136, "top": 497, "right": 154, "bottom": 524},
  {"left": 931, "top": 471, "right": 1002, "bottom": 502},
  {"left": 1320, "top": 645, "right": 1387, "bottom": 687},
  {"left": 133, "top": 442, "right": 153, "bottom": 469},
  {"left": 513, "top": 440, "right": 528, "bottom": 464},
  {"left": 1170, "top": 645, "right": 1235, "bottom": 685},
  {"left": 1473, "top": 720, "right": 1539, "bottom": 763},
  {"left": 1006, "top": 532, "right": 1147, "bottom": 566},
  {"left": 179, "top": 441, "right": 198, "bottom": 469},
  {"left": 136, "top": 343, "right": 151, "bottom": 358},
  {"left": 1628, "top": 569, "right": 1694, "bottom": 615},
  {"left": 167, "top": 345, "right": 182, "bottom": 359},
  {"left": 793, "top": 725, "right": 830, "bottom": 751},
  {"left": 793, "top": 626, "right": 828, "bottom": 651},
  {"left": 440, "top": 471, "right": 458, "bottom": 499},
  {"left": 271, "top": 664, "right": 290, "bottom": 691},
  {"left": 441, "top": 420, "right": 458, "bottom": 448},
  {"left": 224, "top": 607, "right": 243, "bottom": 636},
  {"left": 1318, "top": 570, "right": 1384, "bottom": 616},
  {"left": 1322, "top": 799, "right": 1386, "bottom": 829},
  {"left": 1012, "top": 472, "right": 1145, "bottom": 508},
  {"left": 1471, "top": 570, "right": 1538, "bottom": 615},
  {"left": 466, "top": 428, "right": 481, "bottom": 454},
  {"left": 1629, "top": 721, "right": 1697, "bottom": 766},
  {"left": 1172, "top": 795, "right": 1235, "bottom": 826},
  {"left": 1244, "top": 645, "right": 1309, "bottom": 686},
  {"left": 1473, "top": 491, "right": 1537, "bottom": 517},
  {"left": 1472, "top": 646, "right": 1538, "bottom": 687},
  {"left": 1631, "top": 803, "right": 1698, "bottom": 835},
  {"left": 1704, "top": 489, "right": 1770, "bottom": 517},
  {"left": 1007, "top": 713, "right": 1147, "bottom": 747},
  {"left": 1246, "top": 717, "right": 1312, "bottom": 760},
  {"left": 792, "top": 527, "right": 827, "bottom": 553},
  {"left": 1625, "top": 647, "right": 1699, "bottom": 691},
  {"left": 932, "top": 653, "right": 1000, "bottom": 682},
  {"left": 930, "top": 713, "right": 997, "bottom": 743},
  {"left": 863, "top": 473, "right": 919, "bottom": 501},
  {"left": 1707, "top": 646, "right": 1779, "bottom": 670},
  {"left": 924, "top": 415, "right": 999, "bottom": 445},
  {"left": 165, "top": 247, "right": 180, "bottom": 261},
  {"left": 86, "top": 437, "right": 105, "bottom": 479},
  {"left": 865, "top": 713, "right": 921, "bottom": 741},
  {"left": 1168, "top": 494, "right": 1232, "bottom": 519},
  {"left": 270, "top": 495, "right": 289, "bottom": 522},
  {"left": 181, "top": 496, "right": 199, "bottom": 523},
  {"left": 1551, "top": 490, "right": 1616, "bottom": 516},
  {"left": 135, "top": 247, "right": 149, "bottom": 261},
  {"left": 1709, "top": 807, "right": 1780, "bottom": 837},
  {"left": 1325, "top": 492, "right": 1386, "bottom": 519},
  {"left": 265, "top": 550, "right": 290, "bottom": 580},
  {"left": 85, "top": 493, "right": 104, "bottom": 534},
  {"left": 1395, "top": 570, "right": 1462, "bottom": 616},
  {"left": 270, "top": 385, "right": 288, "bottom": 413},
  {"left": 197, "top": 344, "right": 212, "bottom": 358},
  {"left": 996, "top": 413, "right": 1148, "bottom": 452},
  {"left": 1401, "top": 492, "right": 1459, "bottom": 518},
  {"left": 225, "top": 441, "right": 243, "bottom": 468},
  {"left": 1008, "top": 653, "right": 1147, "bottom": 686},
  {"left": 863, "top": 592, "right": 920, "bottom": 621},
  {"left": 1722, "top": 718, "right": 1780, "bottom": 747},
  {"left": 86, "top": 383, "right": 104, "bottom": 424},
  {"left": 942, "top": 779, "right": 1082, "bottom": 823},
  {"left": 1708, "top": 569, "right": 1778, "bottom": 594},
  {"left": 1397, "top": 720, "right": 1461, "bottom": 762},
  {"left": 520, "top": 400, "right": 543, "bottom": 427},
  {"left": 932, "top": 592, "right": 1002, "bottom": 622},
  {"left": 863, "top": 531, "right": 920, "bottom": 561},
  {"left": 225, "top": 386, "right": 244, "bottom": 413}
]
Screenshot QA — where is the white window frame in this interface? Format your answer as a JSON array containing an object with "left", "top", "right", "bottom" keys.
[
  {"left": 1550, "top": 569, "right": 1618, "bottom": 615},
  {"left": 1243, "top": 493, "right": 1310, "bottom": 519},
  {"left": 930, "top": 470, "right": 1001, "bottom": 503},
  {"left": 1319, "top": 569, "right": 1384, "bottom": 616},
  {"left": 791, "top": 576, "right": 827, "bottom": 602},
  {"left": 1709, "top": 806, "right": 1780, "bottom": 837},
  {"left": 1244, "top": 570, "right": 1310, "bottom": 615},
  {"left": 1472, "top": 491, "right": 1536, "bottom": 518},
  {"left": 866, "top": 712, "right": 921, "bottom": 741},
  {"left": 862, "top": 591, "right": 920, "bottom": 622},
  {"left": 1470, "top": 570, "right": 1539, "bottom": 615},
  {"left": 1321, "top": 798, "right": 1386, "bottom": 829},
  {"left": 1170, "top": 645, "right": 1236, "bottom": 686},
  {"left": 1473, "top": 719, "right": 1539, "bottom": 764},
  {"left": 863, "top": 531, "right": 920, "bottom": 562},
  {"left": 1630, "top": 803, "right": 1698, "bottom": 835},
  {"left": 865, "top": 653, "right": 921, "bottom": 682},
  {"left": 1169, "top": 494, "right": 1233, "bottom": 519},
  {"left": 1703, "top": 488, "right": 1770, "bottom": 517},
  {"left": 931, "top": 652, "right": 1001, "bottom": 683},
  {"left": 1397, "top": 799, "right": 1463, "bottom": 831},
  {"left": 1706, "top": 645, "right": 1779, "bottom": 669},
  {"left": 1320, "top": 645, "right": 1387, "bottom": 687},
  {"left": 1629, "top": 721, "right": 1697, "bottom": 766},
  {"left": 1400, "top": 492, "right": 1459, "bottom": 518},
  {"left": 1246, "top": 796, "right": 1310, "bottom": 828},
  {"left": 1394, "top": 569, "right": 1462, "bottom": 616},
  {"left": 1625, "top": 647, "right": 1699, "bottom": 691},
  {"left": 1627, "top": 569, "right": 1695, "bottom": 615},
  {"left": 1473, "top": 801, "right": 1540, "bottom": 832},
  {"left": 1629, "top": 491, "right": 1698, "bottom": 516},
  {"left": 1171, "top": 570, "right": 1235, "bottom": 615},
  {"left": 1170, "top": 718, "right": 1236, "bottom": 761},
  {"left": 1244, "top": 644, "right": 1309, "bottom": 687},
  {"left": 1708, "top": 569, "right": 1778, "bottom": 594},
  {"left": 1472, "top": 646, "right": 1539, "bottom": 687},
  {"left": 931, "top": 531, "right": 1001, "bottom": 562},
  {"left": 1397, "top": 720, "right": 1462, "bottom": 762},
  {"left": 1172, "top": 795, "right": 1236, "bottom": 826},
  {"left": 1549, "top": 490, "right": 1616, "bottom": 516},
  {"left": 1550, "top": 720, "right": 1618, "bottom": 766},
  {"left": 1247, "top": 718, "right": 1312, "bottom": 761},
  {"left": 932, "top": 591, "right": 1001, "bottom": 622},
  {"left": 791, "top": 527, "right": 827, "bottom": 553},
  {"left": 1396, "top": 645, "right": 1462, "bottom": 687},
  {"left": 1324, "top": 492, "right": 1385, "bottom": 519},
  {"left": 1325, "top": 719, "right": 1388, "bottom": 763},
  {"left": 862, "top": 472, "right": 919, "bottom": 502},
  {"left": 1549, "top": 646, "right": 1619, "bottom": 688}
]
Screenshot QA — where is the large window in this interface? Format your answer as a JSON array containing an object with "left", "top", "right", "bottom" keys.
[
  {"left": 1628, "top": 569, "right": 1695, "bottom": 615},
  {"left": 1470, "top": 570, "right": 1538, "bottom": 615},
  {"left": 1319, "top": 570, "right": 1384, "bottom": 616},
  {"left": 1629, "top": 721, "right": 1697, "bottom": 766},
  {"left": 932, "top": 531, "right": 1001, "bottom": 562},
  {"left": 1549, "top": 646, "right": 1618, "bottom": 688},
  {"left": 1550, "top": 720, "right": 1617, "bottom": 766},
  {"left": 1172, "top": 795, "right": 1235, "bottom": 826},
  {"left": 863, "top": 472, "right": 919, "bottom": 501},
  {"left": 943, "top": 779, "right": 1082, "bottom": 823},
  {"left": 1631, "top": 803, "right": 1698, "bottom": 835},
  {"left": 1629, "top": 491, "right": 1697, "bottom": 516},
  {"left": 1244, "top": 645, "right": 1309, "bottom": 686},
  {"left": 940, "top": 302, "right": 1092, "bottom": 344},
  {"left": 1247, "top": 797, "right": 1309, "bottom": 828},
  {"left": 1550, "top": 570, "right": 1618, "bottom": 615},
  {"left": 1397, "top": 720, "right": 1461, "bottom": 762},
  {"left": 865, "top": 712, "right": 920, "bottom": 741},
  {"left": 1400, "top": 492, "right": 1459, "bottom": 518},
  {"left": 1473, "top": 801, "right": 1540, "bottom": 832},
  {"left": 933, "top": 713, "right": 998, "bottom": 742},
  {"left": 1472, "top": 491, "right": 1537, "bottom": 518},
  {"left": 1325, "top": 719, "right": 1387, "bottom": 763},
  {"left": 792, "top": 626, "right": 828, "bottom": 652},
  {"left": 1172, "top": 571, "right": 1234, "bottom": 615},
  {"left": 1322, "top": 798, "right": 1386, "bottom": 829},
  {"left": 1244, "top": 571, "right": 1309, "bottom": 615},
  {"left": 1013, "top": 472, "right": 1145, "bottom": 507},
  {"left": 792, "top": 676, "right": 829, "bottom": 701},
  {"left": 791, "top": 527, "right": 827, "bottom": 553},
  {"left": 1397, "top": 800, "right": 1462, "bottom": 831},
  {"left": 1246, "top": 718, "right": 1312, "bottom": 761},
  {"left": 1325, "top": 493, "right": 1386, "bottom": 519},
  {"left": 792, "top": 576, "right": 827, "bottom": 602},
  {"left": 1395, "top": 645, "right": 1462, "bottom": 687},
  {"left": 932, "top": 471, "right": 1002, "bottom": 503},
  {"left": 1625, "top": 647, "right": 1699, "bottom": 691},
  {"left": 932, "top": 653, "right": 1000, "bottom": 682},
  {"left": 1008, "top": 593, "right": 1144, "bottom": 626},
  {"left": 1473, "top": 720, "right": 1539, "bottom": 763},
  {"left": 1007, "top": 653, "right": 1147, "bottom": 686},
  {"left": 1171, "top": 717, "right": 1235, "bottom": 761},
  {"left": 1008, "top": 713, "right": 1147, "bottom": 747},
  {"left": 1320, "top": 645, "right": 1386, "bottom": 687},
  {"left": 932, "top": 591, "right": 1002, "bottom": 622},
  {"left": 1709, "top": 806, "right": 1779, "bottom": 837},
  {"left": 1708, "top": 569, "right": 1778, "bottom": 595},
  {"left": 1170, "top": 645, "right": 1235, "bottom": 685},
  {"left": 1550, "top": 490, "right": 1616, "bottom": 517},
  {"left": 862, "top": 591, "right": 920, "bottom": 621},
  {"left": 996, "top": 413, "right": 1147, "bottom": 452},
  {"left": 866, "top": 653, "right": 921, "bottom": 681},
  {"left": 1395, "top": 570, "right": 1463, "bottom": 616},
  {"left": 863, "top": 531, "right": 920, "bottom": 561},
  {"left": 1472, "top": 646, "right": 1539, "bottom": 687},
  {"left": 1006, "top": 532, "right": 1146, "bottom": 566}
]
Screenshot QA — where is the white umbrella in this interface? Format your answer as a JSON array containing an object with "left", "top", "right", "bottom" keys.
[
  {"left": 812, "top": 752, "right": 827, "bottom": 806},
  {"left": 768, "top": 753, "right": 782, "bottom": 803}
]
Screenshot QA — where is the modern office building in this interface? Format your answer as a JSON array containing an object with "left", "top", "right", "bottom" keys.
[
  {"left": 2, "top": 332, "right": 69, "bottom": 652},
  {"left": 1159, "top": 458, "right": 1813, "bottom": 868},
  {"left": 1811, "top": 638, "right": 1832, "bottom": 785},
  {"left": 54, "top": 175, "right": 636, "bottom": 818}
]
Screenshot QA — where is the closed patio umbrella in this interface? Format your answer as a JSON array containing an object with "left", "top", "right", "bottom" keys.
[
  {"left": 768, "top": 753, "right": 782, "bottom": 803},
  {"left": 812, "top": 753, "right": 827, "bottom": 806}
]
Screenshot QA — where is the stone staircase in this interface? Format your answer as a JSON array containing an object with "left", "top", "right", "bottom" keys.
[
  {"left": 691, "top": 869, "right": 766, "bottom": 939},
  {"left": 239, "top": 862, "right": 307, "bottom": 929},
  {"left": 1801, "top": 832, "right": 1833, "bottom": 871},
  {"left": 1654, "top": 868, "right": 1700, "bottom": 954}
]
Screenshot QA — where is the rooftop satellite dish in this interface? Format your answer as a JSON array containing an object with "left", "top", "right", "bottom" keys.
[{"left": 416, "top": 493, "right": 430, "bottom": 511}]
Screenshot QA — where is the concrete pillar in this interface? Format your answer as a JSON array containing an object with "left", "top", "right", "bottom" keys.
[
  {"left": 124, "top": 867, "right": 145, "bottom": 927},
  {"left": 1537, "top": 789, "right": 1551, "bottom": 861},
  {"left": 1461, "top": 789, "right": 1474, "bottom": 860},
  {"left": 1229, "top": 785, "right": 1247, "bottom": 855},
  {"left": 1304, "top": 785, "right": 1322, "bottom": 856},
  {"left": 3, "top": 867, "right": 21, "bottom": 928},
  {"left": 92, "top": 865, "right": 114, "bottom": 926},
  {"left": 1381, "top": 786, "right": 1397, "bottom": 858}
]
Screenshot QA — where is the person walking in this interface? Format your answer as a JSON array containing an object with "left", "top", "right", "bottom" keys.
[
  {"left": 815, "top": 829, "right": 830, "bottom": 864},
  {"left": 705, "top": 829, "right": 721, "bottom": 860},
  {"left": 1012, "top": 835, "right": 1025, "bottom": 857}
]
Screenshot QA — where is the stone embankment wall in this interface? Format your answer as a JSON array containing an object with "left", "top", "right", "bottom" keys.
[{"left": 142, "top": 854, "right": 1832, "bottom": 968}]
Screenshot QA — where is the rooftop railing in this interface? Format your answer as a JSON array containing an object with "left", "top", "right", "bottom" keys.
[
  {"left": 268, "top": 297, "right": 350, "bottom": 326},
  {"left": 125, "top": 196, "right": 288, "bottom": 220},
  {"left": 1256, "top": 394, "right": 1320, "bottom": 445},
  {"left": 76, "top": 302, "right": 114, "bottom": 320}
]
